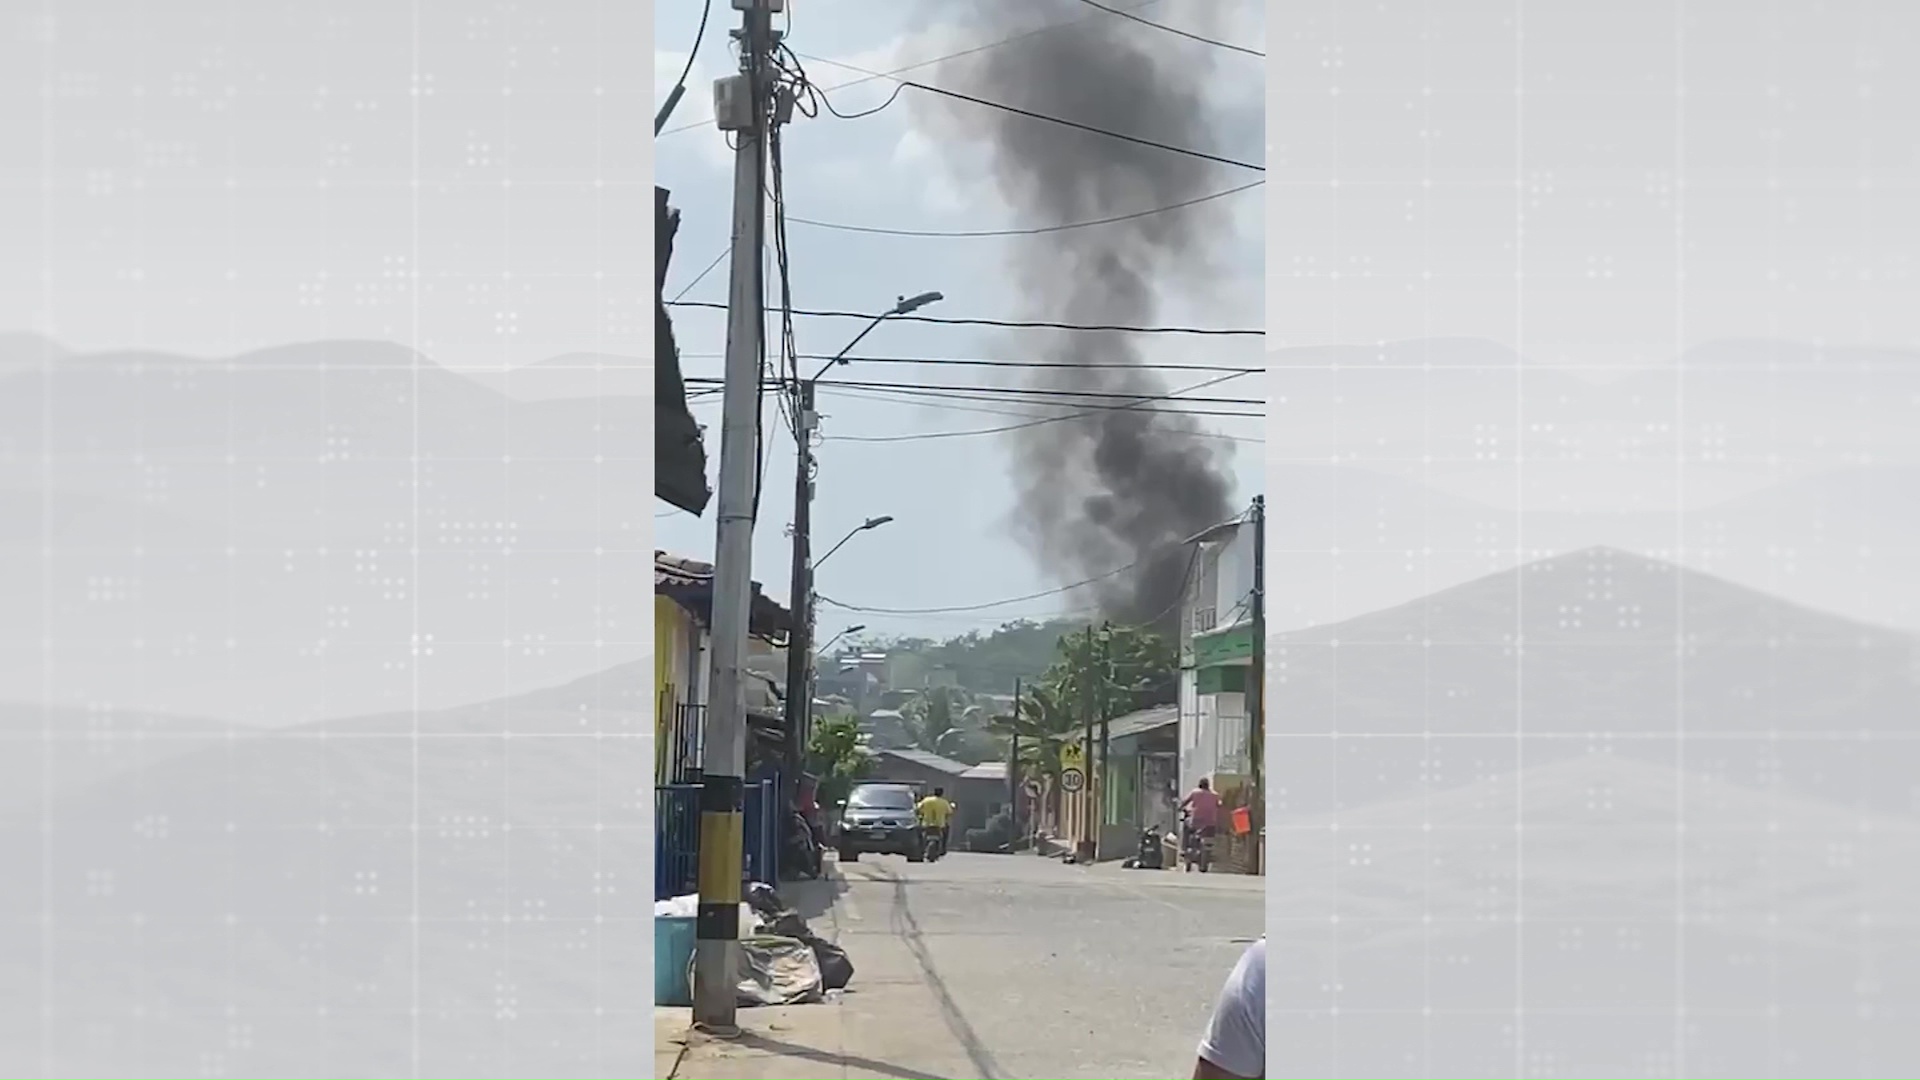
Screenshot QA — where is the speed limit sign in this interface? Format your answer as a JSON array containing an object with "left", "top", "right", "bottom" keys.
[{"left": 1059, "top": 767, "right": 1085, "bottom": 793}]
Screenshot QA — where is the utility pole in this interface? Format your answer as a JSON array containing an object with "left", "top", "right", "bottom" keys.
[
  {"left": 693, "top": 0, "right": 778, "bottom": 1034},
  {"left": 1009, "top": 676, "right": 1022, "bottom": 840},
  {"left": 781, "top": 380, "right": 815, "bottom": 808},
  {"left": 1096, "top": 624, "right": 1112, "bottom": 861},
  {"left": 1246, "top": 495, "right": 1266, "bottom": 874},
  {"left": 1079, "top": 625, "right": 1096, "bottom": 861},
  {"left": 781, "top": 294, "right": 936, "bottom": 815}
]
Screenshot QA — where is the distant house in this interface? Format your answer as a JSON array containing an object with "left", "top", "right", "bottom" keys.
[
  {"left": 1177, "top": 518, "right": 1257, "bottom": 801},
  {"left": 1056, "top": 704, "right": 1180, "bottom": 862},
  {"left": 859, "top": 707, "right": 914, "bottom": 750},
  {"left": 863, "top": 748, "right": 1010, "bottom": 837}
]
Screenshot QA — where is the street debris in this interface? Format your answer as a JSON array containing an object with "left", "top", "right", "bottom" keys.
[{"left": 655, "top": 883, "right": 855, "bottom": 1008}]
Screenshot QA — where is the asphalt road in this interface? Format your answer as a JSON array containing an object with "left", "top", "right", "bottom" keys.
[{"left": 812, "top": 849, "right": 1264, "bottom": 1080}]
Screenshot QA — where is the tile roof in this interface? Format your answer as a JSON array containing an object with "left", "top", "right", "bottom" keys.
[{"left": 654, "top": 550, "right": 793, "bottom": 641}]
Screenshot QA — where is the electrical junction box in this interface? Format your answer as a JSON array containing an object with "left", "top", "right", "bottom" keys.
[
  {"left": 712, "top": 74, "right": 753, "bottom": 132},
  {"left": 731, "top": 0, "right": 783, "bottom": 10}
]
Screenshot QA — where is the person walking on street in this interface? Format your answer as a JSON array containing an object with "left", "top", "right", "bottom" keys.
[{"left": 1193, "top": 936, "right": 1265, "bottom": 1078}]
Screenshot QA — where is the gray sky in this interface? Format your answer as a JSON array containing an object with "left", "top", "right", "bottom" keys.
[{"left": 651, "top": 0, "right": 1266, "bottom": 644}]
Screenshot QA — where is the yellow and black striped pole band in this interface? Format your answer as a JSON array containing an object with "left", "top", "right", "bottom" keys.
[{"left": 694, "top": 774, "right": 744, "bottom": 940}]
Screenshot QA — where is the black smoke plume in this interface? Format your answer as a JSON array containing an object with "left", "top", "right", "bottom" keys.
[{"left": 918, "top": 4, "right": 1242, "bottom": 629}]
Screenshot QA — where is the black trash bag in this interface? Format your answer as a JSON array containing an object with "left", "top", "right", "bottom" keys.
[
  {"left": 764, "top": 911, "right": 811, "bottom": 940},
  {"left": 745, "top": 881, "right": 786, "bottom": 918},
  {"left": 808, "top": 936, "right": 855, "bottom": 991}
]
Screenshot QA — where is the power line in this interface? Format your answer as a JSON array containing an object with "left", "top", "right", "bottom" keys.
[
  {"left": 821, "top": 370, "right": 1255, "bottom": 443},
  {"left": 785, "top": 179, "right": 1262, "bottom": 238},
  {"left": 683, "top": 371, "right": 1259, "bottom": 405},
  {"left": 773, "top": 46, "right": 1259, "bottom": 172},
  {"left": 819, "top": 559, "right": 1143, "bottom": 615},
  {"left": 660, "top": 0, "right": 1173, "bottom": 137},
  {"left": 895, "top": 78, "right": 1262, "bottom": 173},
  {"left": 681, "top": 376, "right": 1262, "bottom": 413},
  {"left": 816, "top": 375, "right": 1260, "bottom": 407},
  {"left": 671, "top": 246, "right": 730, "bottom": 303},
  {"left": 655, "top": 0, "right": 716, "bottom": 133},
  {"left": 824, "top": 388, "right": 1259, "bottom": 425},
  {"left": 817, "top": 384, "right": 1265, "bottom": 445},
  {"left": 1069, "top": 0, "right": 1264, "bottom": 58},
  {"left": 679, "top": 350, "right": 1262, "bottom": 374},
  {"left": 664, "top": 299, "right": 1260, "bottom": 337},
  {"left": 818, "top": 499, "right": 1255, "bottom": 618},
  {"left": 682, "top": 380, "right": 1264, "bottom": 438}
]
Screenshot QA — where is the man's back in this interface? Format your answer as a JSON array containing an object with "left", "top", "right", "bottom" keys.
[
  {"left": 915, "top": 795, "right": 952, "bottom": 826},
  {"left": 1186, "top": 787, "right": 1222, "bottom": 828}
]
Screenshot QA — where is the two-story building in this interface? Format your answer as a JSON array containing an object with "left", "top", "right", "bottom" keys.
[{"left": 1177, "top": 517, "right": 1258, "bottom": 867}]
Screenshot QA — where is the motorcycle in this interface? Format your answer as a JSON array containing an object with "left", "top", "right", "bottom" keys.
[
  {"left": 920, "top": 825, "right": 946, "bottom": 863},
  {"left": 1121, "top": 823, "right": 1166, "bottom": 870},
  {"left": 1179, "top": 810, "right": 1214, "bottom": 873}
]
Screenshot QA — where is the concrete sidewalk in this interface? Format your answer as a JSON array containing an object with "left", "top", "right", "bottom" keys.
[
  {"left": 655, "top": 877, "right": 984, "bottom": 1079},
  {"left": 655, "top": 997, "right": 964, "bottom": 1080}
]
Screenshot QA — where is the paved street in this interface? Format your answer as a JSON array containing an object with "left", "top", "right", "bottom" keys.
[{"left": 663, "top": 850, "right": 1264, "bottom": 1079}]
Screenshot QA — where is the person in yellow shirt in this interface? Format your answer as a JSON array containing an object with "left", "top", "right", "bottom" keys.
[{"left": 914, "top": 787, "right": 955, "bottom": 856}]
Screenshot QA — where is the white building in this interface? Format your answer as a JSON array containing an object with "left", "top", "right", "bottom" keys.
[{"left": 1177, "top": 518, "right": 1256, "bottom": 798}]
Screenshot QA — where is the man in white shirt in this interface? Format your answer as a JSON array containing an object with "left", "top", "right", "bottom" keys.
[{"left": 1193, "top": 937, "right": 1265, "bottom": 1079}]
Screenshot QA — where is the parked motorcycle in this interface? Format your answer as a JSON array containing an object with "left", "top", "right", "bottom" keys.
[{"left": 1135, "top": 824, "right": 1166, "bottom": 870}]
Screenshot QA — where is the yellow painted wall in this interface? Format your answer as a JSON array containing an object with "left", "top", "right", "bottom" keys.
[{"left": 655, "top": 596, "right": 694, "bottom": 782}]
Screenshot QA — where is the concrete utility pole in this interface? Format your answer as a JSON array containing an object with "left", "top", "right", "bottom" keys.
[
  {"left": 1079, "top": 625, "right": 1096, "bottom": 861},
  {"left": 1096, "top": 624, "right": 1112, "bottom": 860},
  {"left": 693, "top": 0, "right": 778, "bottom": 1034},
  {"left": 1009, "top": 676, "right": 1022, "bottom": 839},
  {"left": 1246, "top": 495, "right": 1266, "bottom": 873}
]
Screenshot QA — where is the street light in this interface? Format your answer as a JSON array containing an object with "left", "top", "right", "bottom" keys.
[
  {"left": 783, "top": 292, "right": 942, "bottom": 796},
  {"left": 815, "top": 515, "right": 894, "bottom": 570},
  {"left": 806, "top": 291, "right": 945, "bottom": 383},
  {"left": 816, "top": 624, "right": 867, "bottom": 657}
]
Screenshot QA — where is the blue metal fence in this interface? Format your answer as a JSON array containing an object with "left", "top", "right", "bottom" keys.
[
  {"left": 743, "top": 777, "right": 777, "bottom": 885},
  {"left": 654, "top": 775, "right": 781, "bottom": 900},
  {"left": 656, "top": 784, "right": 700, "bottom": 900}
]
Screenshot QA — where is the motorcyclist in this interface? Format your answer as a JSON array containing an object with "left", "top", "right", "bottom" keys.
[
  {"left": 914, "top": 786, "right": 954, "bottom": 856},
  {"left": 1180, "top": 777, "right": 1223, "bottom": 854}
]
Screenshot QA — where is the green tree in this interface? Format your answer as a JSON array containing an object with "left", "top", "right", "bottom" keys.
[
  {"left": 806, "top": 714, "right": 872, "bottom": 809},
  {"left": 903, "top": 686, "right": 983, "bottom": 762},
  {"left": 1047, "top": 622, "right": 1178, "bottom": 721},
  {"left": 984, "top": 622, "right": 1177, "bottom": 820}
]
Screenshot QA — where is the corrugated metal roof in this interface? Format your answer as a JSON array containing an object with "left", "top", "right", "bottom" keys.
[
  {"left": 1077, "top": 703, "right": 1180, "bottom": 742},
  {"left": 960, "top": 762, "right": 1007, "bottom": 781},
  {"left": 871, "top": 747, "right": 973, "bottom": 776}
]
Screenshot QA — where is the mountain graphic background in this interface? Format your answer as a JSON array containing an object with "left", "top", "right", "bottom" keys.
[
  {"left": 1266, "top": 548, "right": 1920, "bottom": 1078},
  {"left": 0, "top": 334, "right": 652, "bottom": 726}
]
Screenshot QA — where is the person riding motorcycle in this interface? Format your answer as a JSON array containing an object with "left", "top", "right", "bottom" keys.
[
  {"left": 1180, "top": 777, "right": 1223, "bottom": 857},
  {"left": 914, "top": 786, "right": 954, "bottom": 857}
]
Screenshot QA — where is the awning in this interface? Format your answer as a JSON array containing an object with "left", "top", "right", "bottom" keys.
[{"left": 655, "top": 186, "right": 711, "bottom": 516}]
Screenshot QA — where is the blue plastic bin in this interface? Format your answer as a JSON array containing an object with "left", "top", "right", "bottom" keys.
[{"left": 654, "top": 915, "right": 697, "bottom": 1006}]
